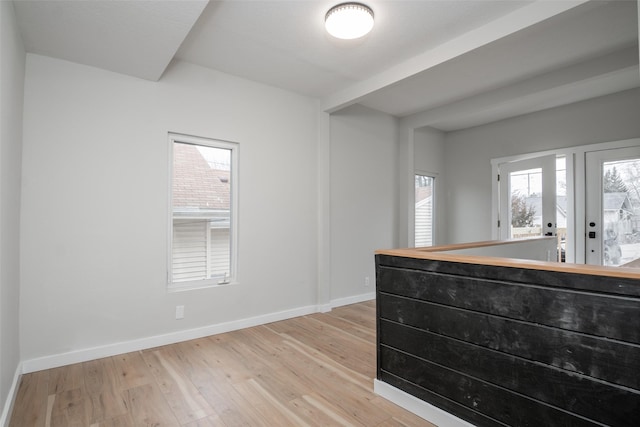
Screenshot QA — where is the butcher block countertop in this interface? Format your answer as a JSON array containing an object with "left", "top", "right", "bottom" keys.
[{"left": 376, "top": 238, "right": 640, "bottom": 280}]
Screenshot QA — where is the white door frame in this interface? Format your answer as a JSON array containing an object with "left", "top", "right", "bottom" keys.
[
  {"left": 492, "top": 138, "right": 640, "bottom": 264},
  {"left": 584, "top": 145, "right": 640, "bottom": 265},
  {"left": 497, "top": 155, "right": 556, "bottom": 241}
]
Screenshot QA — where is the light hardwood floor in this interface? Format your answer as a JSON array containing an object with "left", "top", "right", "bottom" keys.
[{"left": 9, "top": 301, "right": 434, "bottom": 426}]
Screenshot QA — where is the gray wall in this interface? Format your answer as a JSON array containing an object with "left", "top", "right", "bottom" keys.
[
  {"left": 0, "top": 0, "right": 25, "bottom": 419},
  {"left": 413, "top": 127, "right": 445, "bottom": 245},
  {"left": 330, "top": 104, "right": 398, "bottom": 299},
  {"left": 19, "top": 54, "right": 319, "bottom": 362},
  {"left": 443, "top": 88, "right": 640, "bottom": 244},
  {"left": 5, "top": 42, "right": 400, "bottom": 378}
]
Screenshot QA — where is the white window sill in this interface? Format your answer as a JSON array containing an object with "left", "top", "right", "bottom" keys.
[{"left": 168, "top": 281, "right": 239, "bottom": 293}]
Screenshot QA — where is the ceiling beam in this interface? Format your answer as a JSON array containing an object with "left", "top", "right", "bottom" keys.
[
  {"left": 321, "top": 0, "right": 590, "bottom": 114},
  {"left": 400, "top": 46, "right": 640, "bottom": 131}
]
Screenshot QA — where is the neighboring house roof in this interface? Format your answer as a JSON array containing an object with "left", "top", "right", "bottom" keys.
[
  {"left": 603, "top": 192, "right": 632, "bottom": 212},
  {"left": 415, "top": 186, "right": 432, "bottom": 204},
  {"left": 173, "top": 143, "right": 230, "bottom": 212},
  {"left": 416, "top": 196, "right": 432, "bottom": 209}
]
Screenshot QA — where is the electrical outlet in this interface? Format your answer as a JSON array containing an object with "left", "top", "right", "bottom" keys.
[
  {"left": 175, "top": 305, "right": 184, "bottom": 320},
  {"left": 365, "top": 276, "right": 370, "bottom": 287}
]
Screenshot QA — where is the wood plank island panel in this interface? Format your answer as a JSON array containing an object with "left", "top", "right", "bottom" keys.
[{"left": 375, "top": 246, "right": 640, "bottom": 427}]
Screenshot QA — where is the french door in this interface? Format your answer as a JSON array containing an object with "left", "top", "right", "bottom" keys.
[
  {"left": 498, "top": 155, "right": 557, "bottom": 241},
  {"left": 585, "top": 146, "right": 640, "bottom": 266}
]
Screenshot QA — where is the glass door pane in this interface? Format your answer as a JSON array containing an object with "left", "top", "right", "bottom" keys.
[
  {"left": 509, "top": 167, "right": 543, "bottom": 238},
  {"left": 586, "top": 146, "right": 640, "bottom": 266},
  {"left": 498, "top": 155, "right": 556, "bottom": 242}
]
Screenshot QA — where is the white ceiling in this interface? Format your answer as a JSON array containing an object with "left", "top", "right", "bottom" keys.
[
  {"left": 175, "top": 0, "right": 532, "bottom": 97},
  {"left": 13, "top": 0, "right": 208, "bottom": 81},
  {"left": 12, "top": 0, "right": 640, "bottom": 131}
]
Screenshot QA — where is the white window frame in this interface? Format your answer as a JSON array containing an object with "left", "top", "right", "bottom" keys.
[
  {"left": 168, "top": 132, "right": 239, "bottom": 291},
  {"left": 412, "top": 170, "right": 437, "bottom": 247}
]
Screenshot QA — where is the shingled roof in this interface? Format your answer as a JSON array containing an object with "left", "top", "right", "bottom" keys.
[{"left": 172, "top": 143, "right": 230, "bottom": 213}]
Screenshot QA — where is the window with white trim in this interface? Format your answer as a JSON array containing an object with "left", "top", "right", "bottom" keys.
[
  {"left": 169, "top": 133, "right": 238, "bottom": 290},
  {"left": 415, "top": 173, "right": 435, "bottom": 247}
]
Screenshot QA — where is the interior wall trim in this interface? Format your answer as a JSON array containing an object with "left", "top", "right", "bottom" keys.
[
  {"left": 0, "top": 362, "right": 22, "bottom": 427},
  {"left": 324, "top": 291, "right": 375, "bottom": 312},
  {"left": 21, "top": 305, "right": 318, "bottom": 374},
  {"left": 374, "top": 380, "right": 475, "bottom": 427},
  {"left": 19, "top": 293, "right": 375, "bottom": 375}
]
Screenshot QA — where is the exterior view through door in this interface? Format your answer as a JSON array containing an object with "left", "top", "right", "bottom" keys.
[
  {"left": 498, "top": 155, "right": 559, "bottom": 258},
  {"left": 586, "top": 146, "right": 640, "bottom": 267}
]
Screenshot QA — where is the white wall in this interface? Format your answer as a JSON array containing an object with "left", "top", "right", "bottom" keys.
[
  {"left": 330, "top": 104, "right": 398, "bottom": 300},
  {"left": 413, "top": 127, "right": 445, "bottom": 244},
  {"left": 444, "top": 88, "right": 640, "bottom": 243},
  {"left": 395, "top": 125, "right": 446, "bottom": 248},
  {"left": 0, "top": 0, "right": 25, "bottom": 418},
  {"left": 20, "top": 55, "right": 319, "bottom": 362},
  {"left": 414, "top": 127, "right": 445, "bottom": 176}
]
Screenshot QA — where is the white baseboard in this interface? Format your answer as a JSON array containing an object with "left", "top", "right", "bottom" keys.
[
  {"left": 329, "top": 291, "right": 375, "bottom": 309},
  {"left": 1, "top": 362, "right": 22, "bottom": 427},
  {"left": 374, "top": 380, "right": 476, "bottom": 427},
  {"left": 21, "top": 292, "right": 376, "bottom": 374},
  {"left": 22, "top": 304, "right": 318, "bottom": 373},
  {"left": 316, "top": 292, "right": 376, "bottom": 313}
]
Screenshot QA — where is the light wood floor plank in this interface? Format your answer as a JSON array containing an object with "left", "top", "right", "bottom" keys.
[
  {"left": 307, "top": 311, "right": 376, "bottom": 343},
  {"left": 289, "top": 395, "right": 357, "bottom": 427},
  {"left": 169, "top": 341, "right": 263, "bottom": 426},
  {"left": 331, "top": 299, "right": 376, "bottom": 323},
  {"left": 49, "top": 387, "right": 88, "bottom": 427},
  {"left": 207, "top": 384, "right": 271, "bottom": 427},
  {"left": 230, "top": 378, "right": 308, "bottom": 427},
  {"left": 123, "top": 383, "right": 181, "bottom": 427},
  {"left": 182, "top": 415, "right": 226, "bottom": 427},
  {"left": 8, "top": 302, "right": 435, "bottom": 427},
  {"left": 278, "top": 334, "right": 372, "bottom": 391},
  {"left": 47, "top": 363, "right": 84, "bottom": 395},
  {"left": 111, "top": 352, "right": 154, "bottom": 391},
  {"left": 214, "top": 328, "right": 308, "bottom": 404},
  {"left": 302, "top": 393, "right": 365, "bottom": 427},
  {"left": 141, "top": 347, "right": 215, "bottom": 424},
  {"left": 90, "top": 413, "right": 136, "bottom": 427},
  {"left": 83, "top": 357, "right": 115, "bottom": 395},
  {"left": 280, "top": 316, "right": 376, "bottom": 376},
  {"left": 83, "top": 358, "right": 129, "bottom": 424},
  {"left": 10, "top": 370, "right": 50, "bottom": 427}
]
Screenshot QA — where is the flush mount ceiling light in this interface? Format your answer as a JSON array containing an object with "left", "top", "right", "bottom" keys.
[{"left": 325, "top": 2, "right": 374, "bottom": 40}]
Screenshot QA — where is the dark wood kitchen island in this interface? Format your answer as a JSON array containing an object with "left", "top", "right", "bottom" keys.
[{"left": 375, "top": 239, "right": 640, "bottom": 427}]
